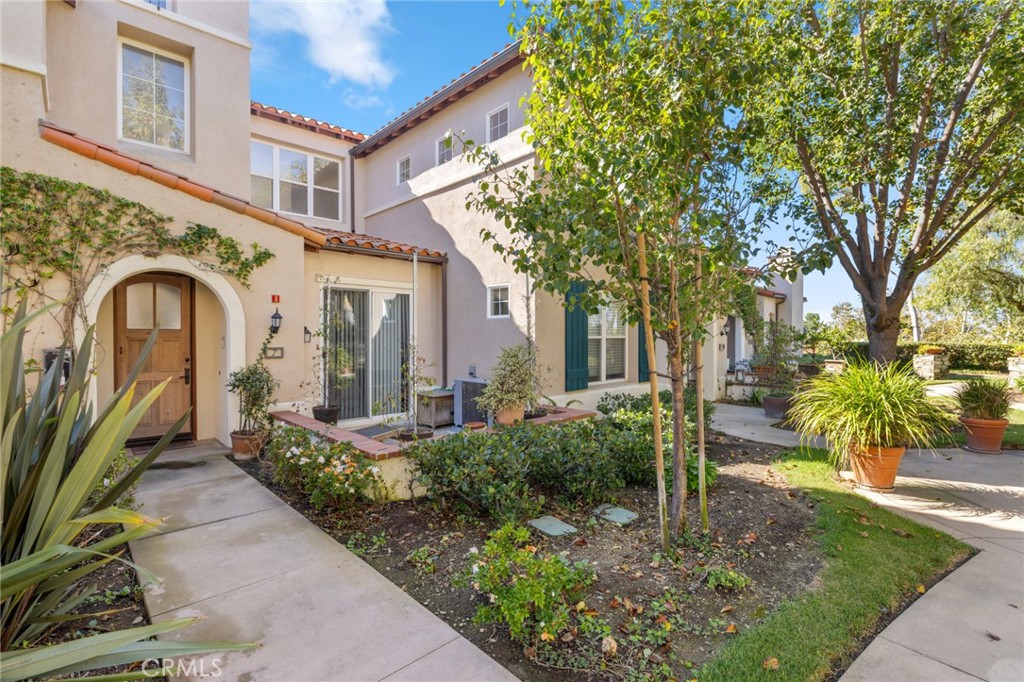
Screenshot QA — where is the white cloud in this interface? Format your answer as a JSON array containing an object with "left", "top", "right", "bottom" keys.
[
  {"left": 251, "top": 0, "right": 395, "bottom": 89},
  {"left": 342, "top": 90, "right": 385, "bottom": 109}
]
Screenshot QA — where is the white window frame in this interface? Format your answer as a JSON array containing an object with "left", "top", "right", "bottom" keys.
[
  {"left": 117, "top": 37, "right": 190, "bottom": 153},
  {"left": 588, "top": 302, "right": 628, "bottom": 383},
  {"left": 249, "top": 140, "right": 343, "bottom": 221},
  {"left": 486, "top": 103, "right": 510, "bottom": 143},
  {"left": 436, "top": 135, "right": 454, "bottom": 167},
  {"left": 396, "top": 155, "right": 411, "bottom": 185},
  {"left": 486, "top": 284, "right": 511, "bottom": 319}
]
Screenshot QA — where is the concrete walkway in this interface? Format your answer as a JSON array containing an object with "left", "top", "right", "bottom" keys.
[
  {"left": 129, "top": 440, "right": 517, "bottom": 682},
  {"left": 713, "top": 402, "right": 1024, "bottom": 682}
]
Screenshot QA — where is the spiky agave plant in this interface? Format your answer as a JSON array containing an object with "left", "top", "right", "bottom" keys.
[{"left": 1, "top": 302, "right": 253, "bottom": 681}]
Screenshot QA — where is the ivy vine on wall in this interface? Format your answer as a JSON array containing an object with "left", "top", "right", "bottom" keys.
[{"left": 0, "top": 166, "right": 274, "bottom": 333}]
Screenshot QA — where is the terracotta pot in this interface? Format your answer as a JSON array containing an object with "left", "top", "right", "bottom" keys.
[
  {"left": 960, "top": 417, "right": 1008, "bottom": 454},
  {"left": 230, "top": 431, "right": 260, "bottom": 460},
  {"left": 464, "top": 421, "right": 487, "bottom": 431},
  {"left": 849, "top": 445, "right": 906, "bottom": 492},
  {"left": 495, "top": 405, "right": 525, "bottom": 426},
  {"left": 762, "top": 395, "right": 793, "bottom": 420}
]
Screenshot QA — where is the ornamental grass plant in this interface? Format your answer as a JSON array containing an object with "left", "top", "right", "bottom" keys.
[
  {"left": 954, "top": 378, "right": 1013, "bottom": 420},
  {"left": 788, "top": 362, "right": 954, "bottom": 467}
]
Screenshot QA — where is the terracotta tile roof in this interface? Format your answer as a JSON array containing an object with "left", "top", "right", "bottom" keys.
[
  {"left": 250, "top": 102, "right": 366, "bottom": 144},
  {"left": 39, "top": 121, "right": 328, "bottom": 248},
  {"left": 317, "top": 227, "right": 446, "bottom": 261},
  {"left": 756, "top": 287, "right": 787, "bottom": 300},
  {"left": 352, "top": 42, "right": 524, "bottom": 157}
]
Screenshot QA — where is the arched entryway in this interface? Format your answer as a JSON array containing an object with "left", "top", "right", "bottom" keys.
[{"left": 78, "top": 255, "right": 245, "bottom": 445}]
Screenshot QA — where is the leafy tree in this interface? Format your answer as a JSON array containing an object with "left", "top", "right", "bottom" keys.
[
  {"left": 801, "top": 312, "right": 827, "bottom": 358},
  {"left": 465, "top": 0, "right": 768, "bottom": 544},
  {"left": 830, "top": 302, "right": 868, "bottom": 341},
  {"left": 751, "top": 0, "right": 1024, "bottom": 362},
  {"left": 914, "top": 211, "right": 1024, "bottom": 341}
]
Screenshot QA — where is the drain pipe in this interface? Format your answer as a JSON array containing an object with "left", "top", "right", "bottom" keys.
[
  {"left": 411, "top": 251, "right": 418, "bottom": 427},
  {"left": 441, "top": 259, "right": 448, "bottom": 387}
]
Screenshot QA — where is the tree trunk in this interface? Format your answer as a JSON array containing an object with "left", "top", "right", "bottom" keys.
[
  {"left": 668, "top": 351, "right": 687, "bottom": 537},
  {"left": 908, "top": 289, "right": 921, "bottom": 342},
  {"left": 867, "top": 321, "right": 901, "bottom": 363}
]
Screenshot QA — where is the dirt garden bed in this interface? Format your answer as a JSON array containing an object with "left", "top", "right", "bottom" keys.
[{"left": 235, "top": 435, "right": 825, "bottom": 681}]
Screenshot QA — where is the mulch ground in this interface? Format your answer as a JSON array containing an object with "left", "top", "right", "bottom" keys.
[{"left": 235, "top": 434, "right": 824, "bottom": 681}]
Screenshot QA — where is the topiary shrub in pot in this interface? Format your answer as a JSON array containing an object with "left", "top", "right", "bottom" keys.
[
  {"left": 955, "top": 378, "right": 1013, "bottom": 454},
  {"left": 476, "top": 343, "right": 541, "bottom": 426},
  {"left": 789, "top": 362, "right": 954, "bottom": 492},
  {"left": 226, "top": 337, "right": 280, "bottom": 459}
]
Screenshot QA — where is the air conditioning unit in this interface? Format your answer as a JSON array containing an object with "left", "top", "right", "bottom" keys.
[{"left": 454, "top": 378, "right": 488, "bottom": 426}]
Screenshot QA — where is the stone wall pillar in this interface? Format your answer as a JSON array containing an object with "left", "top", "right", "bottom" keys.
[{"left": 913, "top": 353, "right": 949, "bottom": 381}]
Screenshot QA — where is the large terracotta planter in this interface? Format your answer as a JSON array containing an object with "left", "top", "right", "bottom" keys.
[
  {"left": 495, "top": 405, "right": 525, "bottom": 426},
  {"left": 230, "top": 431, "right": 260, "bottom": 460},
  {"left": 763, "top": 395, "right": 793, "bottom": 420},
  {"left": 960, "top": 417, "right": 1008, "bottom": 455},
  {"left": 849, "top": 445, "right": 906, "bottom": 492}
]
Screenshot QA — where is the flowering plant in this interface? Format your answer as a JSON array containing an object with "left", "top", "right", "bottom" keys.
[{"left": 266, "top": 426, "right": 384, "bottom": 510}]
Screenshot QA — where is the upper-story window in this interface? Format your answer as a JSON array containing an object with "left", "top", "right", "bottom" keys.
[
  {"left": 119, "top": 40, "right": 188, "bottom": 152},
  {"left": 436, "top": 136, "right": 454, "bottom": 166},
  {"left": 487, "top": 285, "right": 510, "bottom": 319},
  {"left": 250, "top": 141, "right": 341, "bottom": 221},
  {"left": 396, "top": 156, "right": 411, "bottom": 185},
  {"left": 143, "top": 0, "right": 169, "bottom": 9},
  {"left": 487, "top": 104, "right": 510, "bottom": 143}
]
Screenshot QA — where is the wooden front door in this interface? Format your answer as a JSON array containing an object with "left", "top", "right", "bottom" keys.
[{"left": 114, "top": 274, "right": 193, "bottom": 442}]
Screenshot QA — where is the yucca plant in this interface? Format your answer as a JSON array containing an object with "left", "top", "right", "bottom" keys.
[
  {"left": 1, "top": 302, "right": 253, "bottom": 680},
  {"left": 788, "top": 361, "right": 955, "bottom": 468},
  {"left": 954, "top": 378, "right": 1012, "bottom": 421}
]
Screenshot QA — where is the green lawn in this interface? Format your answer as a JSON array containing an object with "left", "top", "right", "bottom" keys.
[
  {"left": 936, "top": 408, "right": 1024, "bottom": 450},
  {"left": 698, "top": 448, "right": 972, "bottom": 682},
  {"left": 926, "top": 370, "right": 1011, "bottom": 386}
]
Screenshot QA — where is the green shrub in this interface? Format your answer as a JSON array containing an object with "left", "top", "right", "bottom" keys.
[
  {"left": 596, "top": 385, "right": 715, "bottom": 432},
  {"left": 955, "top": 378, "right": 1013, "bottom": 420},
  {"left": 266, "top": 426, "right": 384, "bottom": 510},
  {"left": 406, "top": 430, "right": 541, "bottom": 522},
  {"left": 509, "top": 422, "right": 624, "bottom": 504},
  {"left": 465, "top": 524, "right": 595, "bottom": 643},
  {"left": 706, "top": 567, "right": 751, "bottom": 591},
  {"left": 834, "top": 341, "right": 1015, "bottom": 371}
]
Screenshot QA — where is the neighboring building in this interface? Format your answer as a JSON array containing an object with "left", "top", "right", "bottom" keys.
[{"left": 1, "top": 1, "right": 803, "bottom": 446}]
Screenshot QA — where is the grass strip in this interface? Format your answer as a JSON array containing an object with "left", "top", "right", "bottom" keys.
[{"left": 698, "top": 447, "right": 973, "bottom": 682}]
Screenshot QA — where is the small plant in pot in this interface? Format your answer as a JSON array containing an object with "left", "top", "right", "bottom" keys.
[
  {"left": 955, "top": 378, "right": 1013, "bottom": 454},
  {"left": 789, "top": 362, "right": 954, "bottom": 492},
  {"left": 476, "top": 343, "right": 541, "bottom": 426},
  {"left": 226, "top": 338, "right": 280, "bottom": 459},
  {"left": 762, "top": 381, "right": 795, "bottom": 420}
]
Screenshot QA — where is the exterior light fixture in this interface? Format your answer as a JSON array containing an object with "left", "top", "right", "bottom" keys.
[
  {"left": 720, "top": 321, "right": 731, "bottom": 337},
  {"left": 270, "top": 308, "right": 283, "bottom": 335},
  {"left": 304, "top": 326, "right": 312, "bottom": 343}
]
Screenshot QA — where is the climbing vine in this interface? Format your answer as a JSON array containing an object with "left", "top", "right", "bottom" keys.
[{"left": 1, "top": 166, "right": 273, "bottom": 333}]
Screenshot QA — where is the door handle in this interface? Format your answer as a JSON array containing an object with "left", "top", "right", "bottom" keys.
[{"left": 181, "top": 368, "right": 191, "bottom": 386}]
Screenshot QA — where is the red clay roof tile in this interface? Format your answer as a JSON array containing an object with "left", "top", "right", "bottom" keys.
[{"left": 250, "top": 102, "right": 366, "bottom": 144}]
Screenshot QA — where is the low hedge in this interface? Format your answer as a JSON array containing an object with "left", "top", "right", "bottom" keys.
[{"left": 834, "top": 342, "right": 1015, "bottom": 371}]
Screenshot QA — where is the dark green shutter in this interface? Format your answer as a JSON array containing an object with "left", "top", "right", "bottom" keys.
[
  {"left": 638, "top": 319, "right": 650, "bottom": 382},
  {"left": 564, "top": 282, "right": 589, "bottom": 391}
]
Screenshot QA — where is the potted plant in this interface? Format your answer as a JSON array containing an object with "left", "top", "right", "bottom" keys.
[
  {"left": 762, "top": 378, "right": 795, "bottom": 420},
  {"left": 789, "top": 362, "right": 953, "bottom": 491},
  {"left": 226, "top": 340, "right": 280, "bottom": 459},
  {"left": 758, "top": 320, "right": 801, "bottom": 417},
  {"left": 397, "top": 351, "right": 436, "bottom": 441},
  {"left": 476, "top": 343, "right": 541, "bottom": 426},
  {"left": 955, "top": 378, "right": 1013, "bottom": 454},
  {"left": 919, "top": 344, "right": 945, "bottom": 355}
]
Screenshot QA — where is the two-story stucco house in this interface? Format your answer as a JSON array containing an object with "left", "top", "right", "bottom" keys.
[{"left": 2, "top": 0, "right": 802, "bottom": 448}]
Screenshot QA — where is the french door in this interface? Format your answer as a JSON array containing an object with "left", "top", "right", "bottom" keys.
[{"left": 324, "top": 288, "right": 410, "bottom": 421}]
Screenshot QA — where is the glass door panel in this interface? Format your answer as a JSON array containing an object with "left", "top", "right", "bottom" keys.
[
  {"left": 325, "top": 289, "right": 368, "bottom": 420},
  {"left": 370, "top": 292, "right": 410, "bottom": 416}
]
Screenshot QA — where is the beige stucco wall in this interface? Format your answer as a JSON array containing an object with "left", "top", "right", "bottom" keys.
[
  {"left": 249, "top": 116, "right": 356, "bottom": 231},
  {"left": 42, "top": 0, "right": 252, "bottom": 197},
  {"left": 1, "top": 1, "right": 46, "bottom": 76}
]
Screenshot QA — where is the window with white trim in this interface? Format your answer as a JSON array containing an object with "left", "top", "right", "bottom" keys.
[
  {"left": 487, "top": 104, "right": 510, "bottom": 143},
  {"left": 396, "top": 156, "right": 411, "bottom": 185},
  {"left": 487, "top": 285, "right": 510, "bottom": 318},
  {"left": 119, "top": 41, "right": 188, "bottom": 151},
  {"left": 588, "top": 302, "right": 626, "bottom": 381},
  {"left": 250, "top": 141, "right": 341, "bottom": 220},
  {"left": 436, "top": 136, "right": 454, "bottom": 166}
]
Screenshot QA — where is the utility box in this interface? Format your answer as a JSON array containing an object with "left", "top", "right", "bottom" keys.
[
  {"left": 453, "top": 378, "right": 488, "bottom": 426},
  {"left": 417, "top": 388, "right": 455, "bottom": 428}
]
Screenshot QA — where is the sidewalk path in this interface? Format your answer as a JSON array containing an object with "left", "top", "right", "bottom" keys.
[
  {"left": 129, "top": 440, "right": 517, "bottom": 682},
  {"left": 712, "top": 402, "right": 1024, "bottom": 682}
]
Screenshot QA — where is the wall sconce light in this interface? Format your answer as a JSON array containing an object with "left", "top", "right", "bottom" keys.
[
  {"left": 303, "top": 326, "right": 312, "bottom": 343},
  {"left": 270, "top": 308, "right": 283, "bottom": 335},
  {"left": 720, "top": 321, "right": 731, "bottom": 337}
]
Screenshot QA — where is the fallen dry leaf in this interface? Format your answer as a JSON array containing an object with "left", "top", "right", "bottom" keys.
[
  {"left": 609, "top": 597, "right": 621, "bottom": 609},
  {"left": 762, "top": 657, "right": 780, "bottom": 670},
  {"left": 766, "top": 517, "right": 776, "bottom": 525},
  {"left": 916, "top": 584, "right": 927, "bottom": 594},
  {"left": 892, "top": 528, "right": 913, "bottom": 538},
  {"left": 540, "top": 632, "right": 555, "bottom": 642},
  {"left": 859, "top": 531, "right": 869, "bottom": 538},
  {"left": 576, "top": 601, "right": 587, "bottom": 611},
  {"left": 725, "top": 623, "right": 738, "bottom": 634},
  {"left": 561, "top": 632, "right": 575, "bottom": 643},
  {"left": 720, "top": 605, "right": 734, "bottom": 614},
  {"left": 601, "top": 636, "right": 618, "bottom": 656}
]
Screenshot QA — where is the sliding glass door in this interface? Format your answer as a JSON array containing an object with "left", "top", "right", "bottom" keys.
[{"left": 324, "top": 287, "right": 410, "bottom": 421}]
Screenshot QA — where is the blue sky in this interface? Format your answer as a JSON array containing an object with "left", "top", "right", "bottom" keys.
[{"left": 248, "top": 0, "right": 857, "bottom": 319}]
